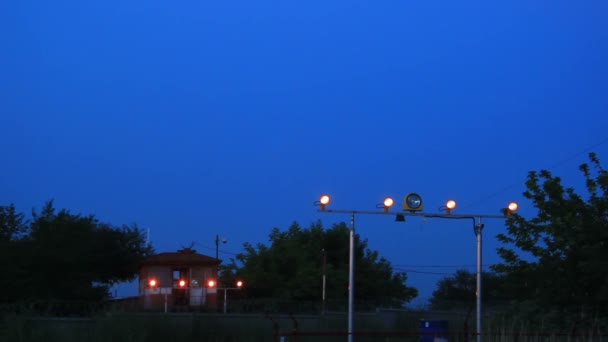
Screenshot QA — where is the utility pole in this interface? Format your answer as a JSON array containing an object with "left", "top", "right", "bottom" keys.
[{"left": 322, "top": 248, "right": 327, "bottom": 314}]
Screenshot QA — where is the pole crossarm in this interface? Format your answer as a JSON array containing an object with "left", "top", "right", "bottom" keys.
[
  {"left": 319, "top": 209, "right": 506, "bottom": 220},
  {"left": 317, "top": 207, "right": 508, "bottom": 342}
]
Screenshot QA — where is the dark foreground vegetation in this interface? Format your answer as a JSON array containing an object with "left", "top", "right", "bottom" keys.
[
  {"left": 0, "top": 201, "right": 153, "bottom": 303},
  {"left": 1, "top": 307, "right": 607, "bottom": 342}
]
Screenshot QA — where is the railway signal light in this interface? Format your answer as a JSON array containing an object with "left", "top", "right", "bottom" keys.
[
  {"left": 446, "top": 200, "right": 456, "bottom": 215},
  {"left": 315, "top": 194, "right": 331, "bottom": 211},
  {"left": 504, "top": 201, "right": 519, "bottom": 217},
  {"left": 379, "top": 197, "right": 394, "bottom": 213},
  {"left": 403, "top": 193, "right": 424, "bottom": 211}
]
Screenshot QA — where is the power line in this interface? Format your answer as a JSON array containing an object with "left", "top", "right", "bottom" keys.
[
  {"left": 460, "top": 136, "right": 608, "bottom": 210},
  {"left": 393, "top": 267, "right": 498, "bottom": 276},
  {"left": 193, "top": 242, "right": 241, "bottom": 256},
  {"left": 393, "top": 264, "right": 490, "bottom": 268},
  {"left": 393, "top": 268, "right": 452, "bottom": 276}
]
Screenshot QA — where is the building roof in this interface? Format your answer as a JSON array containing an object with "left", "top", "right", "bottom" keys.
[{"left": 140, "top": 248, "right": 220, "bottom": 267}]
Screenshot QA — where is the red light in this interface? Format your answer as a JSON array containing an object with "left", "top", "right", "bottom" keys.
[
  {"left": 148, "top": 279, "right": 157, "bottom": 287},
  {"left": 236, "top": 280, "right": 243, "bottom": 288},
  {"left": 178, "top": 279, "right": 187, "bottom": 287},
  {"left": 207, "top": 280, "right": 216, "bottom": 288}
]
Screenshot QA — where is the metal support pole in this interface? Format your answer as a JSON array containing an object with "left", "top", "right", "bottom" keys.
[
  {"left": 215, "top": 235, "right": 219, "bottom": 259},
  {"left": 317, "top": 207, "right": 508, "bottom": 342},
  {"left": 348, "top": 212, "right": 355, "bottom": 342},
  {"left": 475, "top": 217, "right": 484, "bottom": 342},
  {"left": 215, "top": 235, "right": 220, "bottom": 314},
  {"left": 322, "top": 248, "right": 327, "bottom": 314},
  {"left": 223, "top": 288, "right": 228, "bottom": 314},
  {"left": 164, "top": 293, "right": 167, "bottom": 313}
]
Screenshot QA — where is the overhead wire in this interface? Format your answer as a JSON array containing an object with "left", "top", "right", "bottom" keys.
[
  {"left": 393, "top": 266, "right": 495, "bottom": 276},
  {"left": 394, "top": 264, "right": 489, "bottom": 268},
  {"left": 193, "top": 241, "right": 241, "bottom": 257},
  {"left": 394, "top": 269, "right": 451, "bottom": 276},
  {"left": 459, "top": 136, "right": 608, "bottom": 211},
  {"left": 186, "top": 139, "right": 608, "bottom": 282},
  {"left": 329, "top": 137, "right": 608, "bottom": 235}
]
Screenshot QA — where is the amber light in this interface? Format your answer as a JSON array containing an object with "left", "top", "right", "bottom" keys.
[
  {"left": 384, "top": 197, "right": 394, "bottom": 207},
  {"left": 446, "top": 200, "right": 456, "bottom": 214},
  {"left": 382, "top": 197, "right": 395, "bottom": 212},
  {"left": 446, "top": 200, "right": 456, "bottom": 209},
  {"left": 318, "top": 194, "right": 331, "bottom": 210}
]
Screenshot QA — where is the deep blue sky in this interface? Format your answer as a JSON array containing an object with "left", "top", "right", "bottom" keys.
[{"left": 2, "top": 1, "right": 607, "bottom": 304}]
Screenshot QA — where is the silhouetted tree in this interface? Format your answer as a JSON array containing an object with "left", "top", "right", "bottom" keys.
[
  {"left": 492, "top": 152, "right": 608, "bottom": 318},
  {"left": 429, "top": 269, "right": 507, "bottom": 311},
  {"left": 227, "top": 221, "right": 417, "bottom": 310},
  {"left": 0, "top": 203, "right": 28, "bottom": 242},
  {"left": 0, "top": 200, "right": 154, "bottom": 304}
]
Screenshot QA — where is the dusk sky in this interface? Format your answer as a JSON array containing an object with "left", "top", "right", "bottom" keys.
[{"left": 2, "top": 1, "right": 607, "bottom": 304}]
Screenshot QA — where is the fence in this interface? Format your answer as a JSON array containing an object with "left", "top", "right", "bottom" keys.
[
  {"left": 1, "top": 310, "right": 607, "bottom": 342},
  {"left": 2, "top": 299, "right": 608, "bottom": 341}
]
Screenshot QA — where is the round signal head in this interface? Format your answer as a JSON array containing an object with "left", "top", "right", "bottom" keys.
[
  {"left": 207, "top": 280, "right": 216, "bottom": 288},
  {"left": 406, "top": 193, "right": 422, "bottom": 209},
  {"left": 236, "top": 280, "right": 243, "bottom": 288},
  {"left": 320, "top": 195, "right": 331, "bottom": 205},
  {"left": 148, "top": 279, "right": 157, "bottom": 287},
  {"left": 446, "top": 200, "right": 457, "bottom": 210},
  {"left": 383, "top": 197, "right": 395, "bottom": 208},
  {"left": 179, "top": 279, "right": 186, "bottom": 287},
  {"left": 508, "top": 202, "right": 518, "bottom": 212}
]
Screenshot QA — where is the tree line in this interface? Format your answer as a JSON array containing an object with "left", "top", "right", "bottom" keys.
[
  {"left": 218, "top": 221, "right": 418, "bottom": 311},
  {"left": 1, "top": 153, "right": 606, "bottom": 323},
  {"left": 219, "top": 152, "right": 607, "bottom": 322},
  {"left": 0, "top": 201, "right": 153, "bottom": 304},
  {"left": 429, "top": 153, "right": 608, "bottom": 327}
]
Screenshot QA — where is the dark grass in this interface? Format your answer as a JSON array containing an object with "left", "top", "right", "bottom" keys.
[{"left": 1, "top": 309, "right": 606, "bottom": 342}]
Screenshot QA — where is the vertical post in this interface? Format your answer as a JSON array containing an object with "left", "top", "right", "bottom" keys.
[
  {"left": 475, "top": 217, "right": 484, "bottom": 342},
  {"left": 164, "top": 293, "right": 167, "bottom": 313},
  {"left": 215, "top": 235, "right": 219, "bottom": 260},
  {"left": 216, "top": 234, "right": 220, "bottom": 312},
  {"left": 348, "top": 212, "right": 355, "bottom": 342},
  {"left": 223, "top": 288, "right": 228, "bottom": 314},
  {"left": 322, "top": 248, "right": 327, "bottom": 315}
]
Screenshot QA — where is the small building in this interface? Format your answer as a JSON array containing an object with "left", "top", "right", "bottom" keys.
[{"left": 139, "top": 248, "right": 220, "bottom": 311}]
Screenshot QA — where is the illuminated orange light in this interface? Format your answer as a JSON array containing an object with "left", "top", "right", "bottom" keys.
[
  {"left": 236, "top": 280, "right": 243, "bottom": 288},
  {"left": 320, "top": 195, "right": 330, "bottom": 205},
  {"left": 446, "top": 200, "right": 457, "bottom": 210},
  {"left": 149, "top": 279, "right": 157, "bottom": 287},
  {"left": 208, "top": 280, "right": 216, "bottom": 288},
  {"left": 179, "top": 279, "right": 186, "bottom": 287},
  {"left": 508, "top": 202, "right": 518, "bottom": 212},
  {"left": 383, "top": 197, "right": 394, "bottom": 208}
]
